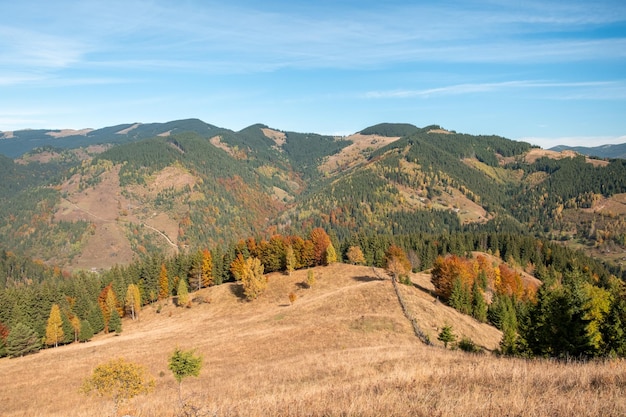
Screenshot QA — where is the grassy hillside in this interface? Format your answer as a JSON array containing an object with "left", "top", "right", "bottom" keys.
[{"left": 2, "top": 263, "right": 623, "bottom": 417}]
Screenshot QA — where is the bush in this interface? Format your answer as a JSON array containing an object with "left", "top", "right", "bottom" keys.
[{"left": 458, "top": 337, "right": 482, "bottom": 353}]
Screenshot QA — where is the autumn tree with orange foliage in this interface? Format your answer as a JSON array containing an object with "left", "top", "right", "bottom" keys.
[
  {"left": 384, "top": 245, "right": 412, "bottom": 282},
  {"left": 98, "top": 284, "right": 122, "bottom": 333},
  {"left": 497, "top": 263, "right": 525, "bottom": 299},
  {"left": 431, "top": 255, "right": 477, "bottom": 301},
  {"left": 310, "top": 228, "right": 331, "bottom": 266},
  {"left": 158, "top": 263, "right": 169, "bottom": 300},
  {"left": 347, "top": 245, "right": 366, "bottom": 265}
]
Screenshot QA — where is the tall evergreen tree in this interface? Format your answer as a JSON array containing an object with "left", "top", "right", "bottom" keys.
[
  {"left": 109, "top": 309, "right": 122, "bottom": 334},
  {"left": 6, "top": 322, "right": 41, "bottom": 357},
  {"left": 79, "top": 319, "right": 94, "bottom": 342}
]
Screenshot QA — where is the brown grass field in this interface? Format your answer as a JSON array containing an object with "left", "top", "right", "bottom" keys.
[{"left": 1, "top": 263, "right": 625, "bottom": 416}]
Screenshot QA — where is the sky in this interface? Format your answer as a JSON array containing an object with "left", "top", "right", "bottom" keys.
[{"left": 1, "top": 0, "right": 625, "bottom": 149}]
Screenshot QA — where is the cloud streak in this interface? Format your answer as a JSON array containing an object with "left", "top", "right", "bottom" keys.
[{"left": 364, "top": 80, "right": 626, "bottom": 99}]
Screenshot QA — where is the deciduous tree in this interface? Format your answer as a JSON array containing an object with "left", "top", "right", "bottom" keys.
[
  {"left": 325, "top": 243, "right": 338, "bottom": 265},
  {"left": 168, "top": 347, "right": 203, "bottom": 404},
  {"left": 125, "top": 284, "right": 141, "bottom": 320},
  {"left": 310, "top": 228, "right": 331, "bottom": 266},
  {"left": 82, "top": 358, "right": 155, "bottom": 417},
  {"left": 285, "top": 245, "right": 296, "bottom": 275},
  {"left": 159, "top": 263, "right": 169, "bottom": 300},
  {"left": 177, "top": 278, "right": 190, "bottom": 307},
  {"left": 45, "top": 304, "right": 64, "bottom": 348},
  {"left": 231, "top": 256, "right": 266, "bottom": 301},
  {"left": 385, "top": 245, "right": 411, "bottom": 282},
  {"left": 347, "top": 245, "right": 366, "bottom": 265}
]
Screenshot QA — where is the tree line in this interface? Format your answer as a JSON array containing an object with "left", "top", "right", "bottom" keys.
[{"left": 1, "top": 228, "right": 621, "bottom": 359}]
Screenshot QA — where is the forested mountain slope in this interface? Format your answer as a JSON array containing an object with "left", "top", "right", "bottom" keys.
[{"left": 0, "top": 120, "right": 625, "bottom": 276}]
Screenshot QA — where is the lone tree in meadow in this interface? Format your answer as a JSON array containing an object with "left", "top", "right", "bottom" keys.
[
  {"left": 438, "top": 324, "right": 456, "bottom": 349},
  {"left": 81, "top": 357, "right": 155, "bottom": 417},
  {"left": 168, "top": 347, "right": 203, "bottom": 404}
]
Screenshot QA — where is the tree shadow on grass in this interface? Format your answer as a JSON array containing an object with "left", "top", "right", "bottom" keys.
[
  {"left": 352, "top": 275, "right": 385, "bottom": 282},
  {"left": 228, "top": 283, "right": 246, "bottom": 300}
]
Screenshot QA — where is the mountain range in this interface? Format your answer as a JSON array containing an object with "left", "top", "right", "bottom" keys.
[
  {"left": 550, "top": 143, "right": 626, "bottom": 160},
  {"left": 0, "top": 119, "right": 625, "bottom": 276}
]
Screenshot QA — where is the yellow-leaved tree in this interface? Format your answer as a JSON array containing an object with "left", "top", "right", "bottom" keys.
[
  {"left": 45, "top": 304, "right": 64, "bottom": 348},
  {"left": 231, "top": 255, "right": 266, "bottom": 300},
  {"left": 82, "top": 358, "right": 155, "bottom": 417},
  {"left": 347, "top": 245, "right": 366, "bottom": 265},
  {"left": 125, "top": 284, "right": 141, "bottom": 320},
  {"left": 159, "top": 263, "right": 169, "bottom": 300}
]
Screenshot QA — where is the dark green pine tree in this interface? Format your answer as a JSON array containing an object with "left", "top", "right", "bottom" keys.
[
  {"left": 87, "top": 305, "right": 105, "bottom": 334},
  {"left": 438, "top": 324, "right": 456, "bottom": 349},
  {"left": 471, "top": 281, "right": 488, "bottom": 323},
  {"left": 109, "top": 309, "right": 122, "bottom": 334},
  {"left": 6, "top": 322, "right": 41, "bottom": 357},
  {"left": 61, "top": 311, "right": 75, "bottom": 344},
  {"left": 449, "top": 278, "right": 472, "bottom": 315},
  {"left": 78, "top": 319, "right": 94, "bottom": 342}
]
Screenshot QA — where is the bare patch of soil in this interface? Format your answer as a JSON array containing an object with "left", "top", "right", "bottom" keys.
[
  {"left": 115, "top": 123, "right": 141, "bottom": 135},
  {"left": 427, "top": 128, "right": 452, "bottom": 134},
  {"left": 46, "top": 128, "right": 93, "bottom": 138},
  {"left": 261, "top": 127, "right": 286, "bottom": 147},
  {"left": 524, "top": 148, "right": 608, "bottom": 166},
  {"left": 209, "top": 135, "right": 247, "bottom": 159},
  {"left": 319, "top": 134, "right": 401, "bottom": 174}
]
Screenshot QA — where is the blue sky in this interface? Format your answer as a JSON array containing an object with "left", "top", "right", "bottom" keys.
[{"left": 1, "top": 0, "right": 625, "bottom": 148}]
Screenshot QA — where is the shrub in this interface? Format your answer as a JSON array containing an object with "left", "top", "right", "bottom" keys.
[{"left": 458, "top": 337, "right": 482, "bottom": 353}]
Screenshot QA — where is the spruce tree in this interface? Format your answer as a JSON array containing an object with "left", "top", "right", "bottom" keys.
[
  {"left": 109, "top": 309, "right": 122, "bottom": 334},
  {"left": 88, "top": 305, "right": 105, "bottom": 334},
  {"left": 438, "top": 324, "right": 456, "bottom": 349},
  {"left": 79, "top": 319, "right": 94, "bottom": 342},
  {"left": 6, "top": 322, "right": 41, "bottom": 357},
  {"left": 471, "top": 281, "right": 488, "bottom": 322}
]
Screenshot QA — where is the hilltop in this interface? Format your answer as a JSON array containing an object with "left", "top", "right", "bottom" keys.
[{"left": 1, "top": 262, "right": 624, "bottom": 417}]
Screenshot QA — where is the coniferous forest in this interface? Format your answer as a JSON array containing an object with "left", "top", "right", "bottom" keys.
[{"left": 0, "top": 119, "right": 625, "bottom": 359}]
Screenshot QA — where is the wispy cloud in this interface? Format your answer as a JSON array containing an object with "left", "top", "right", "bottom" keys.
[
  {"left": 364, "top": 80, "right": 626, "bottom": 99},
  {"left": 4, "top": 1, "right": 623, "bottom": 78}
]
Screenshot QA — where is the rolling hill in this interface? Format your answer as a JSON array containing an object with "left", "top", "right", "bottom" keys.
[
  {"left": 1, "top": 263, "right": 623, "bottom": 417},
  {"left": 551, "top": 143, "right": 626, "bottom": 160}
]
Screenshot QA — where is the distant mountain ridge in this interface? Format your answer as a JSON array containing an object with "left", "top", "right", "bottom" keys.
[
  {"left": 0, "top": 119, "right": 221, "bottom": 158},
  {"left": 550, "top": 143, "right": 626, "bottom": 160}
]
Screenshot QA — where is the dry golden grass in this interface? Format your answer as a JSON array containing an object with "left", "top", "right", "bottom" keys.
[{"left": 1, "top": 263, "right": 625, "bottom": 416}]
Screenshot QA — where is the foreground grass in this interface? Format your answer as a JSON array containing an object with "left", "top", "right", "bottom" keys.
[{"left": 1, "top": 264, "right": 625, "bottom": 416}]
